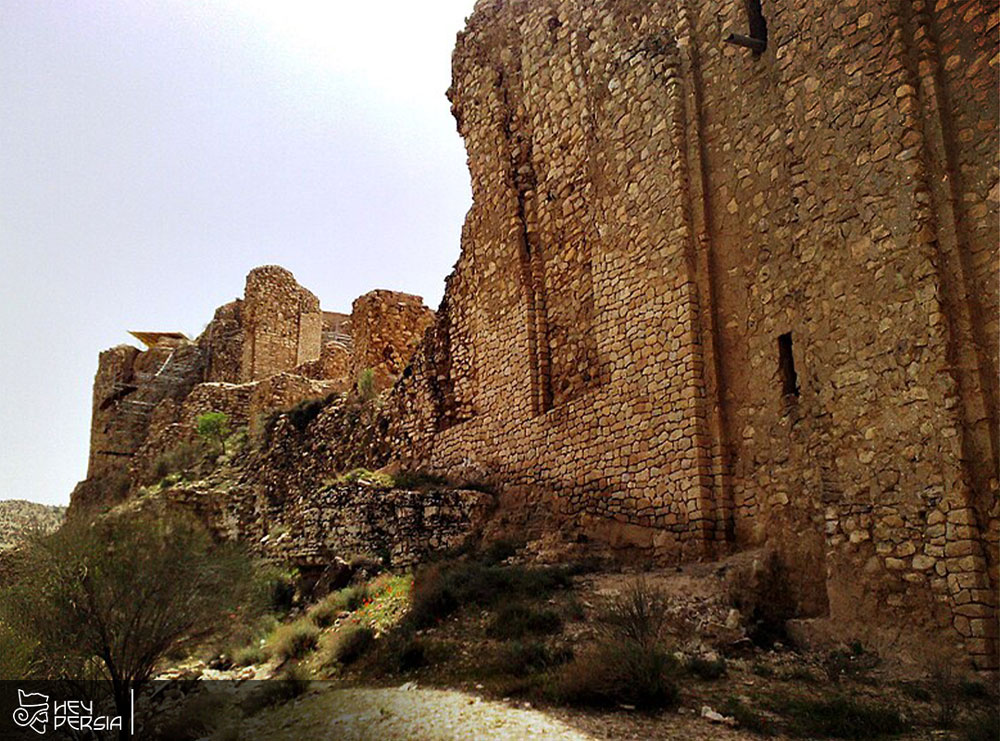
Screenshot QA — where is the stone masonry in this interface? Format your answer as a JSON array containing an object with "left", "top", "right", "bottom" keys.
[
  {"left": 380, "top": 0, "right": 998, "bottom": 669},
  {"left": 72, "top": 266, "right": 434, "bottom": 508},
  {"left": 71, "top": 0, "right": 997, "bottom": 672}
]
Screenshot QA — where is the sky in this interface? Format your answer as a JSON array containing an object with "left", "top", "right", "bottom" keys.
[{"left": 0, "top": 0, "right": 476, "bottom": 506}]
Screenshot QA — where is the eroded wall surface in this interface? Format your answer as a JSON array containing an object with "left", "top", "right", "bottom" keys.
[{"left": 388, "top": 0, "right": 998, "bottom": 668}]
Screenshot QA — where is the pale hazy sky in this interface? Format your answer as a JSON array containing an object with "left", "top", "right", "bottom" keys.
[{"left": 0, "top": 0, "right": 476, "bottom": 505}]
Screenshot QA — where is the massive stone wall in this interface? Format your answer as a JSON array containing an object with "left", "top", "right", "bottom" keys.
[{"left": 385, "top": 0, "right": 998, "bottom": 668}]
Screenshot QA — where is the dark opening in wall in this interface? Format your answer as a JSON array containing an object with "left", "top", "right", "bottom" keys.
[
  {"left": 725, "top": 0, "right": 768, "bottom": 54},
  {"left": 747, "top": 0, "right": 768, "bottom": 49},
  {"left": 778, "top": 333, "right": 799, "bottom": 398}
]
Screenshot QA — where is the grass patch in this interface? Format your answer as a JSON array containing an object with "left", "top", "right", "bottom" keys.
[
  {"left": 406, "top": 559, "right": 571, "bottom": 629},
  {"left": 687, "top": 655, "right": 727, "bottom": 680},
  {"left": 308, "top": 586, "right": 369, "bottom": 628},
  {"left": 320, "top": 625, "right": 374, "bottom": 667},
  {"left": 550, "top": 579, "right": 679, "bottom": 711},
  {"left": 771, "top": 694, "right": 907, "bottom": 739},
  {"left": 334, "top": 468, "right": 395, "bottom": 487},
  {"left": 232, "top": 645, "right": 266, "bottom": 667},
  {"left": 486, "top": 603, "right": 563, "bottom": 640},
  {"left": 722, "top": 696, "right": 775, "bottom": 736},
  {"left": 497, "top": 640, "right": 572, "bottom": 678}
]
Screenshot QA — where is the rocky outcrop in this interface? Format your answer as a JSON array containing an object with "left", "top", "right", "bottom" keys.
[{"left": 0, "top": 500, "right": 66, "bottom": 552}]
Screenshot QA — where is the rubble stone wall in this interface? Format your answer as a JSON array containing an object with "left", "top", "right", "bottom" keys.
[
  {"left": 387, "top": 0, "right": 998, "bottom": 668},
  {"left": 240, "top": 266, "right": 323, "bottom": 382},
  {"left": 350, "top": 290, "right": 436, "bottom": 391}
]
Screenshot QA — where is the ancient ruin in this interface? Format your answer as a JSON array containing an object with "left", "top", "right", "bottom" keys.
[{"left": 71, "top": 0, "right": 998, "bottom": 672}]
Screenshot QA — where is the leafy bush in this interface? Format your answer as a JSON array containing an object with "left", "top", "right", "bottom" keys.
[
  {"left": 287, "top": 397, "right": 328, "bottom": 432},
  {"left": 0, "top": 510, "right": 261, "bottom": 713},
  {"left": 486, "top": 604, "right": 562, "bottom": 640},
  {"left": 151, "top": 441, "right": 208, "bottom": 481},
  {"left": 722, "top": 697, "right": 774, "bottom": 735},
  {"left": 0, "top": 618, "right": 34, "bottom": 679},
  {"left": 266, "top": 619, "right": 319, "bottom": 661},
  {"left": 772, "top": 694, "right": 907, "bottom": 739},
  {"left": 964, "top": 709, "right": 1000, "bottom": 741},
  {"left": 391, "top": 470, "right": 448, "bottom": 490},
  {"left": 195, "top": 412, "right": 231, "bottom": 453},
  {"left": 321, "top": 625, "right": 374, "bottom": 667}
]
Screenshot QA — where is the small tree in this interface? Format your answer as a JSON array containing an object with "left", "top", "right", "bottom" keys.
[
  {"left": 195, "top": 411, "right": 231, "bottom": 454},
  {"left": 0, "top": 510, "right": 263, "bottom": 732}
]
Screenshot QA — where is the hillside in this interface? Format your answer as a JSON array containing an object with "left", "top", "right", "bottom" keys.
[{"left": 0, "top": 499, "right": 66, "bottom": 551}]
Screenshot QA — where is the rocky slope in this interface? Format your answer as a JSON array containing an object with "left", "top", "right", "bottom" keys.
[{"left": 0, "top": 500, "right": 66, "bottom": 551}]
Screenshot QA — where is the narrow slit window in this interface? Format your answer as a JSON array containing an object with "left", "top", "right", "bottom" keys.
[{"left": 778, "top": 333, "right": 799, "bottom": 398}]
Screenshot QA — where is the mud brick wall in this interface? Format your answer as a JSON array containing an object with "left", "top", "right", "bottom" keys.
[
  {"left": 350, "top": 290, "right": 435, "bottom": 391},
  {"left": 240, "top": 266, "right": 323, "bottom": 382},
  {"left": 387, "top": 0, "right": 997, "bottom": 668}
]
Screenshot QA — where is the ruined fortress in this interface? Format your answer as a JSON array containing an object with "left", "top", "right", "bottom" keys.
[{"left": 71, "top": 0, "right": 998, "bottom": 670}]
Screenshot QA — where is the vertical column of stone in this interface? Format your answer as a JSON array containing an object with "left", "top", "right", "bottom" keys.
[{"left": 892, "top": 0, "right": 998, "bottom": 669}]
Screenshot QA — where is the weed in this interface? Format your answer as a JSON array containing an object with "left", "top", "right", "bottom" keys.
[
  {"left": 553, "top": 640, "right": 679, "bottom": 710},
  {"left": 232, "top": 645, "right": 266, "bottom": 667},
  {"left": 308, "top": 586, "right": 369, "bottom": 628},
  {"left": 497, "top": 640, "right": 572, "bottom": 678}
]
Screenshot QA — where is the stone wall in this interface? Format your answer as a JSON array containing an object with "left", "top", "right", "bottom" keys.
[
  {"left": 240, "top": 266, "right": 324, "bottom": 382},
  {"left": 73, "top": 266, "right": 434, "bottom": 510},
  {"left": 351, "top": 290, "right": 436, "bottom": 391},
  {"left": 384, "top": 0, "right": 998, "bottom": 668}
]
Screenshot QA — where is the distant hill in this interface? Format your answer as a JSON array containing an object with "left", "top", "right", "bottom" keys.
[{"left": 0, "top": 500, "right": 66, "bottom": 551}]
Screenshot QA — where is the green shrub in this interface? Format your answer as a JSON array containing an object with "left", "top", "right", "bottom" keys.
[
  {"left": 687, "top": 655, "right": 727, "bottom": 680},
  {"left": 232, "top": 644, "right": 266, "bottom": 667},
  {"left": 0, "top": 618, "right": 34, "bottom": 679},
  {"left": 195, "top": 412, "right": 231, "bottom": 453},
  {"left": 260, "top": 566, "right": 297, "bottom": 614},
  {"left": 287, "top": 397, "right": 327, "bottom": 432},
  {"left": 772, "top": 694, "right": 907, "bottom": 739},
  {"left": 321, "top": 625, "right": 375, "bottom": 667},
  {"left": 308, "top": 586, "right": 369, "bottom": 628},
  {"left": 147, "top": 689, "right": 235, "bottom": 741},
  {"left": 406, "top": 560, "right": 572, "bottom": 629},
  {"left": 498, "top": 640, "right": 572, "bottom": 678},
  {"left": 551, "top": 579, "right": 679, "bottom": 711},
  {"left": 486, "top": 604, "right": 562, "bottom": 640},
  {"left": 266, "top": 619, "right": 319, "bottom": 661},
  {"left": 151, "top": 441, "right": 207, "bottom": 481},
  {"left": 391, "top": 470, "right": 448, "bottom": 490},
  {"left": 553, "top": 640, "right": 679, "bottom": 710}
]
